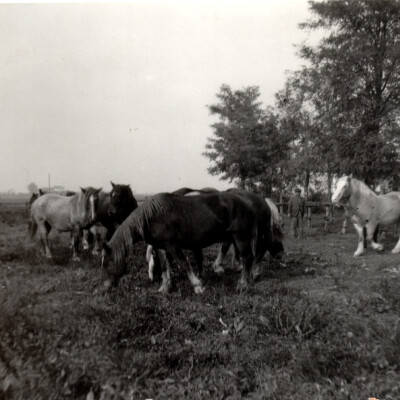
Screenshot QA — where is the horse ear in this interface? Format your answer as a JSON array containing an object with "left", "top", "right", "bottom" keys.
[
  {"left": 80, "top": 187, "right": 86, "bottom": 194},
  {"left": 102, "top": 242, "right": 111, "bottom": 254},
  {"left": 110, "top": 181, "right": 115, "bottom": 188},
  {"left": 349, "top": 173, "right": 353, "bottom": 179},
  {"left": 39, "top": 189, "right": 43, "bottom": 195},
  {"left": 96, "top": 187, "right": 102, "bottom": 194}
]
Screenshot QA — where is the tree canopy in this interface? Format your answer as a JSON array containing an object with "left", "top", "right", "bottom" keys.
[{"left": 204, "top": 0, "right": 400, "bottom": 196}]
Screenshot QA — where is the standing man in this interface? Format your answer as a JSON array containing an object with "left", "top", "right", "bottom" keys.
[{"left": 288, "top": 188, "right": 306, "bottom": 238}]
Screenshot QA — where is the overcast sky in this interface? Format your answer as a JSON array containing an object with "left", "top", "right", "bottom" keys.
[{"left": 0, "top": 1, "right": 316, "bottom": 194}]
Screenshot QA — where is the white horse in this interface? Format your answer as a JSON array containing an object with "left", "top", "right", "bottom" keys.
[
  {"left": 332, "top": 175, "right": 400, "bottom": 257},
  {"left": 29, "top": 187, "right": 101, "bottom": 261}
]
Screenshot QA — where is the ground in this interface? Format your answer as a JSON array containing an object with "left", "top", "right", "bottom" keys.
[{"left": 1, "top": 204, "right": 400, "bottom": 400}]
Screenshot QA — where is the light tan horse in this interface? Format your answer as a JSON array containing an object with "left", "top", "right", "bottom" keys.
[
  {"left": 332, "top": 175, "right": 400, "bottom": 257},
  {"left": 29, "top": 187, "right": 101, "bottom": 261}
]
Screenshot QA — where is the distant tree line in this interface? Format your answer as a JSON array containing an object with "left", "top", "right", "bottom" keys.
[{"left": 204, "top": 0, "right": 400, "bottom": 199}]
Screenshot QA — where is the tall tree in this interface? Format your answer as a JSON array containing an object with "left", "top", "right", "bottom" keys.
[
  {"left": 27, "top": 182, "right": 38, "bottom": 194},
  {"left": 204, "top": 84, "right": 290, "bottom": 195},
  {"left": 299, "top": 0, "right": 400, "bottom": 185}
]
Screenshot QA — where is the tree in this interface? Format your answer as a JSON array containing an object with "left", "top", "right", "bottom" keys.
[
  {"left": 204, "top": 84, "right": 291, "bottom": 195},
  {"left": 27, "top": 182, "right": 38, "bottom": 194},
  {"left": 298, "top": 0, "right": 400, "bottom": 185}
]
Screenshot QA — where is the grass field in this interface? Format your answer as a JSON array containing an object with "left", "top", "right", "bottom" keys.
[{"left": 1, "top": 204, "right": 400, "bottom": 400}]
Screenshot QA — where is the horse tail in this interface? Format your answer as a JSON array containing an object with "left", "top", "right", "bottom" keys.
[{"left": 363, "top": 226, "right": 367, "bottom": 248}]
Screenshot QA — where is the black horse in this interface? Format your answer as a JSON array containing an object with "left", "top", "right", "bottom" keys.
[
  {"left": 212, "top": 189, "right": 284, "bottom": 277},
  {"left": 102, "top": 191, "right": 275, "bottom": 293},
  {"left": 84, "top": 182, "right": 138, "bottom": 254},
  {"left": 146, "top": 187, "right": 218, "bottom": 281},
  {"left": 148, "top": 188, "right": 284, "bottom": 282}
]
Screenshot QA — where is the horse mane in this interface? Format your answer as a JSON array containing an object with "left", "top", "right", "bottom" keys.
[
  {"left": 265, "top": 198, "right": 284, "bottom": 241},
  {"left": 71, "top": 187, "right": 98, "bottom": 223},
  {"left": 109, "top": 194, "right": 173, "bottom": 271},
  {"left": 350, "top": 176, "right": 377, "bottom": 198}
]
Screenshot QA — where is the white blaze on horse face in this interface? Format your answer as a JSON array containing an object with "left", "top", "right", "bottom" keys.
[
  {"left": 89, "top": 194, "right": 96, "bottom": 222},
  {"left": 332, "top": 177, "right": 349, "bottom": 205}
]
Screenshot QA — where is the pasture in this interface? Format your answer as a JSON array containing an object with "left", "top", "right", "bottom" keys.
[{"left": 1, "top": 203, "right": 400, "bottom": 400}]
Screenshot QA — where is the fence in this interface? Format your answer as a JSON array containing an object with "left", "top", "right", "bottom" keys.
[{"left": 277, "top": 202, "right": 350, "bottom": 234}]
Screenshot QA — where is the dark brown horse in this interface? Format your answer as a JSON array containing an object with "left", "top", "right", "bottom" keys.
[
  {"left": 146, "top": 187, "right": 218, "bottom": 281},
  {"left": 147, "top": 189, "right": 284, "bottom": 282},
  {"left": 83, "top": 182, "right": 138, "bottom": 255},
  {"left": 102, "top": 191, "right": 267, "bottom": 293},
  {"left": 212, "top": 190, "right": 284, "bottom": 278}
]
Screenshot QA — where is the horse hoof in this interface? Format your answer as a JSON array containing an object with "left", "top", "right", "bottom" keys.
[
  {"left": 391, "top": 248, "right": 400, "bottom": 254},
  {"left": 92, "top": 249, "right": 101, "bottom": 256},
  {"left": 72, "top": 256, "right": 81, "bottom": 262},
  {"left": 213, "top": 265, "right": 224, "bottom": 276},
  {"left": 236, "top": 281, "right": 248, "bottom": 292},
  {"left": 103, "top": 279, "right": 112, "bottom": 290},
  {"left": 158, "top": 285, "right": 170, "bottom": 294},
  {"left": 194, "top": 285, "right": 205, "bottom": 295}
]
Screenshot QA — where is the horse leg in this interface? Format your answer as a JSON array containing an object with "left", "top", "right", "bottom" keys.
[
  {"left": 157, "top": 250, "right": 172, "bottom": 293},
  {"left": 212, "top": 241, "right": 230, "bottom": 275},
  {"left": 147, "top": 245, "right": 155, "bottom": 281},
  {"left": 193, "top": 248, "right": 204, "bottom": 278},
  {"left": 234, "top": 238, "right": 254, "bottom": 291},
  {"left": 231, "top": 241, "right": 243, "bottom": 272},
  {"left": 147, "top": 245, "right": 162, "bottom": 282},
  {"left": 166, "top": 246, "right": 204, "bottom": 294},
  {"left": 71, "top": 228, "right": 81, "bottom": 262},
  {"left": 352, "top": 220, "right": 366, "bottom": 257},
  {"left": 92, "top": 228, "right": 103, "bottom": 256},
  {"left": 82, "top": 229, "right": 92, "bottom": 251},
  {"left": 38, "top": 221, "right": 52, "bottom": 259},
  {"left": 366, "top": 222, "right": 384, "bottom": 252},
  {"left": 391, "top": 221, "right": 400, "bottom": 254}
]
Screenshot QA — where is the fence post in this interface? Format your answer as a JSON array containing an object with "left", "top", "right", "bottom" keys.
[
  {"left": 324, "top": 205, "right": 332, "bottom": 230},
  {"left": 307, "top": 206, "right": 312, "bottom": 228},
  {"left": 341, "top": 206, "right": 349, "bottom": 234}
]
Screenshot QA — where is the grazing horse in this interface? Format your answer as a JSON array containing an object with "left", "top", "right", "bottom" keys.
[
  {"left": 83, "top": 182, "right": 138, "bottom": 255},
  {"left": 28, "top": 187, "right": 102, "bottom": 261},
  {"left": 146, "top": 187, "right": 218, "bottom": 281},
  {"left": 102, "top": 191, "right": 267, "bottom": 293},
  {"left": 332, "top": 175, "right": 400, "bottom": 256},
  {"left": 212, "top": 192, "right": 284, "bottom": 277}
]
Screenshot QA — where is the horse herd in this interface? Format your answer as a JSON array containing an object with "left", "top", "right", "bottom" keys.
[
  {"left": 26, "top": 174, "right": 400, "bottom": 294},
  {"left": 27, "top": 184, "right": 284, "bottom": 293}
]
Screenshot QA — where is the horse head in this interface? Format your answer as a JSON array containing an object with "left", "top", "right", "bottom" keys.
[
  {"left": 331, "top": 174, "right": 352, "bottom": 206},
  {"left": 109, "top": 182, "right": 138, "bottom": 222},
  {"left": 81, "top": 187, "right": 102, "bottom": 223}
]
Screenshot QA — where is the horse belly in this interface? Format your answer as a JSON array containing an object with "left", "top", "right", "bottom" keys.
[
  {"left": 379, "top": 208, "right": 400, "bottom": 226},
  {"left": 46, "top": 209, "right": 73, "bottom": 231}
]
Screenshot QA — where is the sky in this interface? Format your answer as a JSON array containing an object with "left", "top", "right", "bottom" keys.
[{"left": 0, "top": 0, "right": 316, "bottom": 194}]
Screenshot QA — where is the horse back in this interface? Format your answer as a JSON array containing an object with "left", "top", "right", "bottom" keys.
[
  {"left": 31, "top": 194, "right": 76, "bottom": 230},
  {"left": 143, "top": 192, "right": 256, "bottom": 249},
  {"left": 378, "top": 192, "right": 400, "bottom": 224}
]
